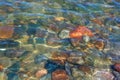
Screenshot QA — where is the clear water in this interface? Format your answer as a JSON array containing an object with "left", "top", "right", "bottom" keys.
[{"left": 0, "top": 0, "right": 120, "bottom": 80}]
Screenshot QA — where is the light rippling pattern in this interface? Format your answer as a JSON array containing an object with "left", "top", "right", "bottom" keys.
[{"left": 0, "top": 0, "right": 120, "bottom": 80}]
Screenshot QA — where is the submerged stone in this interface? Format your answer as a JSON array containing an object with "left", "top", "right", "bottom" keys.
[
  {"left": 35, "top": 28, "right": 47, "bottom": 38},
  {"left": 7, "top": 61, "right": 20, "bottom": 72},
  {"left": 112, "top": 71, "right": 120, "bottom": 80},
  {"left": 40, "top": 73, "right": 51, "bottom": 80},
  {"left": 112, "top": 63, "right": 120, "bottom": 72},
  {"left": 0, "top": 64, "right": 3, "bottom": 72},
  {"left": 0, "top": 40, "right": 19, "bottom": 48},
  {"left": 4, "top": 48, "right": 27, "bottom": 58},
  {"left": 0, "top": 26, "right": 14, "bottom": 39},
  {"left": 52, "top": 69, "right": 69, "bottom": 80},
  {"left": 35, "top": 69, "right": 47, "bottom": 78},
  {"left": 13, "top": 26, "right": 26, "bottom": 39},
  {"left": 4, "top": 49, "right": 17, "bottom": 58},
  {"left": 27, "top": 27, "right": 37, "bottom": 36},
  {"left": 44, "top": 60, "right": 64, "bottom": 73},
  {"left": 51, "top": 52, "right": 68, "bottom": 64},
  {"left": 34, "top": 54, "right": 48, "bottom": 64},
  {"left": 93, "top": 69, "right": 114, "bottom": 80},
  {"left": 7, "top": 72, "right": 20, "bottom": 80}
]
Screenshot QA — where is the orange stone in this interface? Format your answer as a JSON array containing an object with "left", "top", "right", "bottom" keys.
[
  {"left": 94, "top": 40, "right": 105, "bottom": 50},
  {"left": 35, "top": 69, "right": 47, "bottom": 78},
  {"left": 0, "top": 26, "right": 14, "bottom": 39},
  {"left": 52, "top": 69, "right": 69, "bottom": 80},
  {"left": 69, "top": 26, "right": 94, "bottom": 39},
  {"left": 0, "top": 64, "right": 3, "bottom": 71}
]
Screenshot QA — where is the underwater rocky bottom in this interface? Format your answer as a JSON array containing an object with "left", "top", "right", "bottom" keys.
[{"left": 0, "top": 0, "right": 120, "bottom": 80}]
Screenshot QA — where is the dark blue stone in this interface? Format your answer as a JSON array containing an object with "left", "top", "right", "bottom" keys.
[
  {"left": 112, "top": 0, "right": 120, "bottom": 8},
  {"left": 7, "top": 72, "right": 19, "bottom": 80},
  {"left": 13, "top": 27, "right": 26, "bottom": 38},
  {"left": 7, "top": 61, "right": 20, "bottom": 72},
  {"left": 27, "top": 27, "right": 37, "bottom": 36},
  {"left": 0, "top": 40, "right": 19, "bottom": 48},
  {"left": 115, "top": 17, "right": 120, "bottom": 24},
  {"left": 44, "top": 60, "right": 64, "bottom": 73},
  {"left": 110, "top": 65, "right": 115, "bottom": 70},
  {"left": 61, "top": 38, "right": 70, "bottom": 46}
]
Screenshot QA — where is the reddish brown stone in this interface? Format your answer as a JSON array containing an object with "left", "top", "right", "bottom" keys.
[
  {"left": 94, "top": 40, "right": 105, "bottom": 50},
  {"left": 0, "top": 64, "right": 3, "bottom": 71},
  {"left": 48, "top": 24, "right": 59, "bottom": 32},
  {"left": 52, "top": 69, "right": 69, "bottom": 80},
  {"left": 51, "top": 52, "right": 68, "bottom": 64},
  {"left": 114, "top": 63, "right": 120, "bottom": 72},
  {"left": 0, "top": 26, "right": 14, "bottom": 39}
]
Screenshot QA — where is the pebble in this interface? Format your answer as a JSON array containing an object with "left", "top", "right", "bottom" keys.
[
  {"left": 7, "top": 61, "right": 20, "bottom": 72},
  {"left": 35, "top": 28, "right": 47, "bottom": 38},
  {"left": 93, "top": 69, "right": 114, "bottom": 80},
  {"left": 69, "top": 26, "right": 94, "bottom": 39},
  {"left": 72, "top": 68, "right": 85, "bottom": 80},
  {"left": 44, "top": 60, "right": 64, "bottom": 73},
  {"left": 94, "top": 39, "right": 105, "bottom": 51},
  {"left": 7, "top": 72, "right": 20, "bottom": 80},
  {"left": 52, "top": 69, "right": 69, "bottom": 80},
  {"left": 0, "top": 26, "right": 14, "bottom": 39},
  {"left": 27, "top": 27, "right": 37, "bottom": 36},
  {"left": 0, "top": 40, "right": 19, "bottom": 48},
  {"left": 113, "top": 63, "right": 120, "bottom": 72},
  {"left": 65, "top": 62, "right": 73, "bottom": 80},
  {"left": 67, "top": 51, "right": 84, "bottom": 65},
  {"left": 0, "top": 65, "right": 3, "bottom": 71},
  {"left": 58, "top": 29, "right": 70, "bottom": 39},
  {"left": 4, "top": 48, "right": 27, "bottom": 58},
  {"left": 40, "top": 73, "right": 51, "bottom": 80},
  {"left": 112, "top": 71, "right": 120, "bottom": 80},
  {"left": 35, "top": 69, "right": 47, "bottom": 78},
  {"left": 51, "top": 52, "right": 68, "bottom": 64},
  {"left": 78, "top": 65, "right": 93, "bottom": 74},
  {"left": 34, "top": 54, "right": 48, "bottom": 64},
  {"left": 4, "top": 49, "right": 18, "bottom": 58},
  {"left": 13, "top": 26, "right": 26, "bottom": 39}
]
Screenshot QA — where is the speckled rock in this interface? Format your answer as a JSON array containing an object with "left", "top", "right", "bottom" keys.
[{"left": 93, "top": 69, "right": 114, "bottom": 80}]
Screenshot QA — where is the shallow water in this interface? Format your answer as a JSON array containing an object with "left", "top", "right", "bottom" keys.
[{"left": 0, "top": 0, "right": 120, "bottom": 80}]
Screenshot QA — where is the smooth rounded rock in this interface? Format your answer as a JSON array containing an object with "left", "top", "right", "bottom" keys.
[{"left": 52, "top": 69, "right": 69, "bottom": 80}]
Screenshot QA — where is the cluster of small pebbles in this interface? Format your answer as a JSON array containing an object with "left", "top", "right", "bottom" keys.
[{"left": 0, "top": 0, "right": 120, "bottom": 80}]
